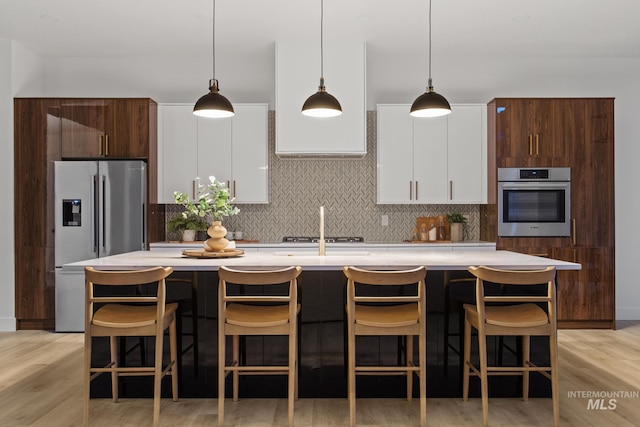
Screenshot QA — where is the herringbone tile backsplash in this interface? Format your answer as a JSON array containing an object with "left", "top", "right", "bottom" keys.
[{"left": 166, "top": 111, "right": 480, "bottom": 243}]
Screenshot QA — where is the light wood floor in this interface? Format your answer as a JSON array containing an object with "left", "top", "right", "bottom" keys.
[{"left": 1, "top": 322, "right": 640, "bottom": 426}]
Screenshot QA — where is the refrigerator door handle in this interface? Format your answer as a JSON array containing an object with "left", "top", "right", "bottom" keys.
[
  {"left": 92, "top": 174, "right": 99, "bottom": 255},
  {"left": 101, "top": 174, "right": 107, "bottom": 255},
  {"left": 142, "top": 202, "right": 147, "bottom": 249}
]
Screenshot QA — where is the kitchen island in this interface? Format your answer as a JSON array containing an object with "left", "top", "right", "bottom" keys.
[
  {"left": 66, "top": 248, "right": 580, "bottom": 400},
  {"left": 64, "top": 247, "right": 578, "bottom": 272}
]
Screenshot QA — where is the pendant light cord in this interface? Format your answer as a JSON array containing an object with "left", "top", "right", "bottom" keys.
[
  {"left": 320, "top": 0, "right": 324, "bottom": 81},
  {"left": 428, "top": 0, "right": 433, "bottom": 87},
  {"left": 212, "top": 0, "right": 216, "bottom": 81}
]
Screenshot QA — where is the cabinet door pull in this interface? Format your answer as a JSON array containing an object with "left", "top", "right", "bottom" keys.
[
  {"left": 192, "top": 180, "right": 197, "bottom": 200},
  {"left": 409, "top": 181, "right": 413, "bottom": 201},
  {"left": 104, "top": 134, "right": 109, "bottom": 156},
  {"left": 571, "top": 218, "right": 577, "bottom": 246},
  {"left": 535, "top": 134, "right": 539, "bottom": 156},
  {"left": 233, "top": 180, "right": 237, "bottom": 198},
  {"left": 415, "top": 181, "right": 419, "bottom": 201},
  {"left": 99, "top": 135, "right": 104, "bottom": 156},
  {"left": 449, "top": 180, "right": 453, "bottom": 200},
  {"left": 528, "top": 135, "right": 533, "bottom": 156}
]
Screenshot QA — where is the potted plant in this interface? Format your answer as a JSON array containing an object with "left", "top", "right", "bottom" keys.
[
  {"left": 173, "top": 176, "right": 240, "bottom": 250},
  {"left": 447, "top": 212, "right": 467, "bottom": 242},
  {"left": 167, "top": 215, "right": 208, "bottom": 242}
]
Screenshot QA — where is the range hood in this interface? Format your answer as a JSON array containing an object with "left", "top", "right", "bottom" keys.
[{"left": 275, "top": 41, "right": 367, "bottom": 157}]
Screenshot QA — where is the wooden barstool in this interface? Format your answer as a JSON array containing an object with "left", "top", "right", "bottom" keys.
[
  {"left": 343, "top": 266, "right": 427, "bottom": 427},
  {"left": 462, "top": 266, "right": 559, "bottom": 427},
  {"left": 83, "top": 266, "right": 178, "bottom": 427},
  {"left": 217, "top": 265, "right": 302, "bottom": 427}
]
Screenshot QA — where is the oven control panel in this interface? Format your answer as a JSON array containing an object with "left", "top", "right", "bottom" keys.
[
  {"left": 519, "top": 169, "right": 549, "bottom": 179},
  {"left": 498, "top": 167, "right": 570, "bottom": 182}
]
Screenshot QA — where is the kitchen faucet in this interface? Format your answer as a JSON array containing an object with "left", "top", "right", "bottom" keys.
[{"left": 319, "top": 206, "right": 325, "bottom": 256}]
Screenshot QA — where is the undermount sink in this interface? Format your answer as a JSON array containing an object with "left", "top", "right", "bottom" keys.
[{"left": 273, "top": 251, "right": 371, "bottom": 257}]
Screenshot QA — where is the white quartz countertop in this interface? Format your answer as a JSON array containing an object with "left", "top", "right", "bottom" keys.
[
  {"left": 149, "top": 241, "right": 496, "bottom": 250},
  {"left": 63, "top": 248, "right": 580, "bottom": 272}
]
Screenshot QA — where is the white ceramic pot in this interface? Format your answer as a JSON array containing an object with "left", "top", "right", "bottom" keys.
[{"left": 182, "top": 229, "right": 196, "bottom": 242}]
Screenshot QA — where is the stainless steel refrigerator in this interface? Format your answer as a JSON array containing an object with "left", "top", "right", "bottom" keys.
[{"left": 54, "top": 160, "right": 147, "bottom": 331}]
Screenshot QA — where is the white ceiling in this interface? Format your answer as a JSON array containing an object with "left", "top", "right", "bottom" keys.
[{"left": 1, "top": 0, "right": 640, "bottom": 59}]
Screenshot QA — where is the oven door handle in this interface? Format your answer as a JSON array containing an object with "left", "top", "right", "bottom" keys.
[{"left": 500, "top": 182, "right": 570, "bottom": 190}]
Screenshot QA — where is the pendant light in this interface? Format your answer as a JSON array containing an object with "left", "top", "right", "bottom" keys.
[
  {"left": 302, "top": 0, "right": 342, "bottom": 118},
  {"left": 410, "top": 0, "right": 451, "bottom": 118},
  {"left": 193, "top": 0, "right": 234, "bottom": 118}
]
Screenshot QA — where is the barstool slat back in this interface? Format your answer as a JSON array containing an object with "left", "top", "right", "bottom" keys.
[
  {"left": 463, "top": 265, "right": 558, "bottom": 427},
  {"left": 343, "top": 266, "right": 427, "bottom": 427},
  {"left": 217, "top": 265, "right": 302, "bottom": 427},
  {"left": 83, "top": 266, "right": 178, "bottom": 427}
]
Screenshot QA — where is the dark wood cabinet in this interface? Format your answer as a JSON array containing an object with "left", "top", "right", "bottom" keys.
[
  {"left": 484, "top": 98, "right": 615, "bottom": 329},
  {"left": 59, "top": 99, "right": 104, "bottom": 157},
  {"left": 59, "top": 98, "right": 152, "bottom": 159},
  {"left": 552, "top": 247, "right": 615, "bottom": 326},
  {"left": 14, "top": 97, "right": 161, "bottom": 330},
  {"left": 14, "top": 99, "right": 60, "bottom": 329},
  {"left": 569, "top": 99, "right": 615, "bottom": 249},
  {"left": 494, "top": 98, "right": 571, "bottom": 163}
]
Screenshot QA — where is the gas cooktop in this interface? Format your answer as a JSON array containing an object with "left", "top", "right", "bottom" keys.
[{"left": 282, "top": 236, "right": 364, "bottom": 244}]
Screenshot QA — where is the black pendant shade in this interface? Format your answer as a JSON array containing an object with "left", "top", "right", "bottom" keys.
[
  {"left": 193, "top": 79, "right": 234, "bottom": 118},
  {"left": 410, "top": 82, "right": 451, "bottom": 118},
  {"left": 302, "top": 78, "right": 342, "bottom": 117}
]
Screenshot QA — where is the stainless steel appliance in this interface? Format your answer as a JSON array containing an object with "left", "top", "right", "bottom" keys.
[
  {"left": 498, "top": 167, "right": 570, "bottom": 237},
  {"left": 54, "top": 160, "right": 147, "bottom": 331}
]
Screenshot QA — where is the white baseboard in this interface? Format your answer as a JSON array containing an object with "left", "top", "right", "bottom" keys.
[{"left": 0, "top": 317, "right": 16, "bottom": 331}]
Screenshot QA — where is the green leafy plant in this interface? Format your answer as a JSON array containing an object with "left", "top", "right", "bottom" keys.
[
  {"left": 167, "top": 215, "right": 208, "bottom": 232},
  {"left": 446, "top": 212, "right": 467, "bottom": 224},
  {"left": 173, "top": 176, "right": 240, "bottom": 222}
]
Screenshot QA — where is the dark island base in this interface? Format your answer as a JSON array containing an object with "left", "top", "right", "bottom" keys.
[{"left": 89, "top": 270, "right": 553, "bottom": 399}]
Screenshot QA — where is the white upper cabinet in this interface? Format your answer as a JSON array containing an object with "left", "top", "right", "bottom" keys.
[
  {"left": 229, "top": 105, "right": 269, "bottom": 203},
  {"left": 377, "top": 104, "right": 486, "bottom": 204},
  {"left": 446, "top": 105, "right": 486, "bottom": 203},
  {"left": 197, "top": 113, "right": 233, "bottom": 190},
  {"left": 159, "top": 104, "right": 198, "bottom": 202},
  {"left": 414, "top": 115, "right": 448, "bottom": 203},
  {"left": 158, "top": 103, "right": 269, "bottom": 204},
  {"left": 275, "top": 41, "right": 366, "bottom": 156},
  {"left": 377, "top": 105, "right": 414, "bottom": 203}
]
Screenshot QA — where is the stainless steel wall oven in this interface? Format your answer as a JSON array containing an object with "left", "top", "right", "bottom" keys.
[{"left": 498, "top": 167, "right": 571, "bottom": 237}]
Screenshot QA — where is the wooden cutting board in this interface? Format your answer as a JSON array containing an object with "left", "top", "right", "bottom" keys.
[
  {"left": 182, "top": 248, "right": 244, "bottom": 258},
  {"left": 416, "top": 216, "right": 450, "bottom": 241}
]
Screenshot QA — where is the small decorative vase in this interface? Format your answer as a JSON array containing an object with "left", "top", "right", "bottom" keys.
[
  {"left": 450, "top": 223, "right": 464, "bottom": 242},
  {"left": 182, "top": 229, "right": 196, "bottom": 242},
  {"left": 205, "top": 220, "right": 229, "bottom": 252}
]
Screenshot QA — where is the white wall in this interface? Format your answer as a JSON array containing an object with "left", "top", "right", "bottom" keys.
[
  {"left": 0, "top": 39, "right": 15, "bottom": 330},
  {"left": 3, "top": 47, "right": 639, "bottom": 329},
  {"left": 12, "top": 42, "right": 46, "bottom": 96},
  {"left": 43, "top": 52, "right": 274, "bottom": 104}
]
